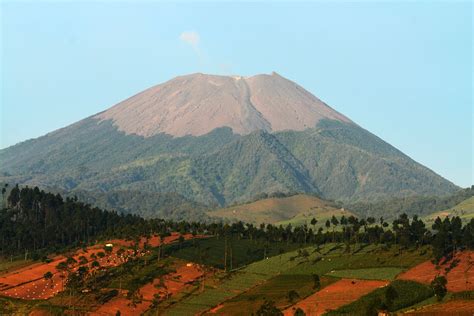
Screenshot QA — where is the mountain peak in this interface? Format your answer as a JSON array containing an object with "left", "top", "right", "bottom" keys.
[{"left": 95, "top": 72, "right": 352, "bottom": 137}]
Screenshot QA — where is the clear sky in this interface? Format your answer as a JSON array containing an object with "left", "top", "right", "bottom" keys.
[{"left": 1, "top": 1, "right": 472, "bottom": 187}]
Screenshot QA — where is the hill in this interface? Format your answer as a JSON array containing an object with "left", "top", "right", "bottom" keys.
[
  {"left": 0, "top": 73, "right": 459, "bottom": 219},
  {"left": 207, "top": 194, "right": 356, "bottom": 227},
  {"left": 423, "top": 196, "right": 474, "bottom": 226},
  {"left": 348, "top": 186, "right": 474, "bottom": 221}
]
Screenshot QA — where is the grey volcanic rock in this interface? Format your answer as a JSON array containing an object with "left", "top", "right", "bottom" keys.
[{"left": 96, "top": 72, "right": 351, "bottom": 137}]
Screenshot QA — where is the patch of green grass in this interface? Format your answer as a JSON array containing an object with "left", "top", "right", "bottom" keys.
[
  {"left": 326, "top": 267, "right": 403, "bottom": 280},
  {"left": 326, "top": 280, "right": 434, "bottom": 316}
]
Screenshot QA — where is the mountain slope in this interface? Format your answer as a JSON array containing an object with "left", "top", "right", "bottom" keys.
[{"left": 0, "top": 72, "right": 459, "bottom": 219}]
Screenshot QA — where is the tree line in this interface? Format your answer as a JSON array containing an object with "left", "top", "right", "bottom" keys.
[{"left": 1, "top": 185, "right": 473, "bottom": 263}]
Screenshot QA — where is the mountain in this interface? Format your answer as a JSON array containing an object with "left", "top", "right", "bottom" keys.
[
  {"left": 207, "top": 193, "right": 356, "bottom": 228},
  {"left": 0, "top": 72, "right": 459, "bottom": 219}
]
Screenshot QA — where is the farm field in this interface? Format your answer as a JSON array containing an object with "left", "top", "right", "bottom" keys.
[
  {"left": 0, "top": 232, "right": 205, "bottom": 304},
  {"left": 325, "top": 267, "right": 403, "bottom": 280},
  {"left": 210, "top": 275, "right": 338, "bottom": 315},
  {"left": 162, "top": 244, "right": 432, "bottom": 316},
  {"left": 404, "top": 300, "right": 474, "bottom": 315},
  {"left": 283, "top": 278, "right": 388, "bottom": 315},
  {"left": 91, "top": 260, "right": 206, "bottom": 315},
  {"left": 326, "top": 280, "right": 434, "bottom": 315},
  {"left": 397, "top": 251, "right": 474, "bottom": 292},
  {"left": 1, "top": 238, "right": 471, "bottom": 316}
]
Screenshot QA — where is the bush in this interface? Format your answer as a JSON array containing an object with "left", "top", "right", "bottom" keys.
[{"left": 95, "top": 289, "right": 119, "bottom": 304}]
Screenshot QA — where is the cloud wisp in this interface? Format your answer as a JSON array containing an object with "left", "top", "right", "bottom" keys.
[{"left": 179, "top": 31, "right": 200, "bottom": 53}]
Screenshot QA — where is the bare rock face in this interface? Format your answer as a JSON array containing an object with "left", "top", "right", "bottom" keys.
[{"left": 96, "top": 72, "right": 352, "bottom": 137}]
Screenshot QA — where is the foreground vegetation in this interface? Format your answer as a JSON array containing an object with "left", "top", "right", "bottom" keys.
[{"left": 1, "top": 185, "right": 473, "bottom": 315}]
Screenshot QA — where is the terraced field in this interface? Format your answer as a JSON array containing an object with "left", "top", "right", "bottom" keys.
[{"left": 160, "top": 244, "right": 432, "bottom": 315}]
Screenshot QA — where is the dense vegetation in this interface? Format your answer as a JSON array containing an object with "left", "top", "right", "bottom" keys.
[
  {"left": 1, "top": 185, "right": 473, "bottom": 264},
  {"left": 0, "top": 119, "right": 458, "bottom": 219}
]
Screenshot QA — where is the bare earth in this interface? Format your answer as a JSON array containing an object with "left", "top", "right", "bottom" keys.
[
  {"left": 283, "top": 278, "right": 388, "bottom": 316},
  {"left": 96, "top": 72, "right": 352, "bottom": 137},
  {"left": 397, "top": 251, "right": 474, "bottom": 292}
]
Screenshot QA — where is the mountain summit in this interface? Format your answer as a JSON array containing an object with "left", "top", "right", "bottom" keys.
[{"left": 96, "top": 72, "right": 351, "bottom": 137}]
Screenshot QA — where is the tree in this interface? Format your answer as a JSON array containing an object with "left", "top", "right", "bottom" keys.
[
  {"left": 312, "top": 273, "right": 321, "bottom": 290},
  {"left": 384, "top": 285, "right": 398, "bottom": 309},
  {"left": 256, "top": 300, "right": 283, "bottom": 316},
  {"left": 287, "top": 290, "right": 300, "bottom": 303},
  {"left": 294, "top": 307, "right": 306, "bottom": 316},
  {"left": 431, "top": 275, "right": 447, "bottom": 301},
  {"left": 44, "top": 271, "right": 53, "bottom": 285}
]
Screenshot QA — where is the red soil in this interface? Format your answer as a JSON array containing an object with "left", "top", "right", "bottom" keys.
[
  {"left": 0, "top": 246, "right": 134, "bottom": 300},
  {"left": 404, "top": 300, "right": 474, "bottom": 315},
  {"left": 283, "top": 279, "right": 388, "bottom": 316},
  {"left": 397, "top": 251, "right": 474, "bottom": 292},
  {"left": 108, "top": 232, "right": 208, "bottom": 249},
  {"left": 91, "top": 262, "right": 205, "bottom": 315},
  {"left": 0, "top": 233, "right": 205, "bottom": 301}
]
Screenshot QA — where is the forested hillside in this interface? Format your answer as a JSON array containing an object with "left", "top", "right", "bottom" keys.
[{"left": 0, "top": 120, "right": 458, "bottom": 219}]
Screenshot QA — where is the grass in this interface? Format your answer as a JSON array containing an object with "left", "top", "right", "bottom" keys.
[
  {"left": 326, "top": 280, "right": 434, "bottom": 315},
  {"left": 325, "top": 267, "right": 404, "bottom": 281}
]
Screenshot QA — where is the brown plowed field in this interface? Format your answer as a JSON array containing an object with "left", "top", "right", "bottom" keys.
[
  {"left": 397, "top": 251, "right": 474, "bottom": 292},
  {"left": 91, "top": 262, "right": 205, "bottom": 315},
  {"left": 0, "top": 246, "right": 131, "bottom": 300},
  {"left": 0, "top": 233, "right": 204, "bottom": 300},
  {"left": 283, "top": 279, "right": 388, "bottom": 316},
  {"left": 404, "top": 300, "right": 474, "bottom": 315}
]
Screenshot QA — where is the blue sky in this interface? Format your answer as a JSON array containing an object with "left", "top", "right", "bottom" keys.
[{"left": 1, "top": 1, "right": 472, "bottom": 187}]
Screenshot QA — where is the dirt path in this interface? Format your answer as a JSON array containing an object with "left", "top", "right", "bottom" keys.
[{"left": 283, "top": 279, "right": 388, "bottom": 316}]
